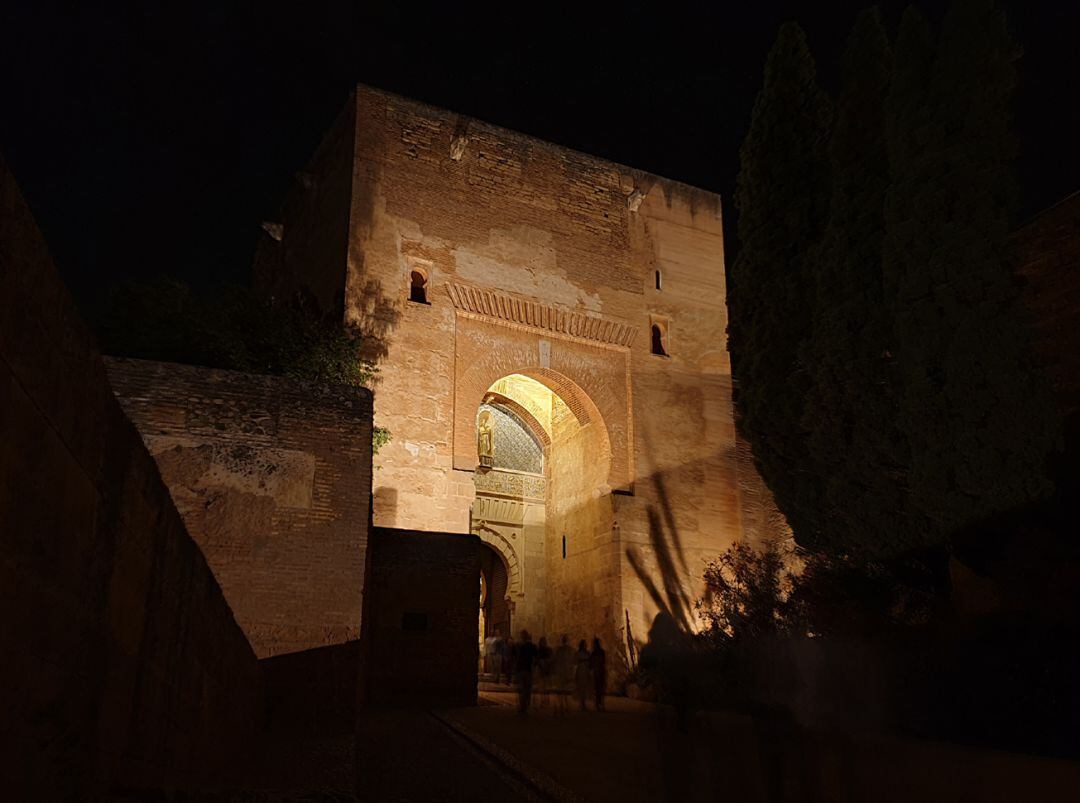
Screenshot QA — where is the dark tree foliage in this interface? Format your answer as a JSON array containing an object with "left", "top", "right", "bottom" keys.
[
  {"left": 730, "top": 22, "right": 833, "bottom": 540},
  {"left": 732, "top": 2, "right": 1059, "bottom": 565},
  {"left": 98, "top": 277, "right": 392, "bottom": 451},
  {"left": 786, "top": 552, "right": 941, "bottom": 636},
  {"left": 697, "top": 542, "right": 796, "bottom": 646},
  {"left": 882, "top": 0, "right": 1059, "bottom": 553},
  {"left": 97, "top": 276, "right": 375, "bottom": 387},
  {"left": 799, "top": 8, "right": 902, "bottom": 556}
]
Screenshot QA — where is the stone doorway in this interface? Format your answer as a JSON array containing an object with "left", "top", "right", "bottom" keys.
[{"left": 479, "top": 543, "right": 510, "bottom": 674}]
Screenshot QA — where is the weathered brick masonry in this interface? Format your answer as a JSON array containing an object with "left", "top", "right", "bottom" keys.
[
  {"left": 105, "top": 358, "right": 373, "bottom": 659},
  {"left": 0, "top": 159, "right": 258, "bottom": 797}
]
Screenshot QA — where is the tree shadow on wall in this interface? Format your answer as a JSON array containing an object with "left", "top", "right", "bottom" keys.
[
  {"left": 625, "top": 450, "right": 733, "bottom": 801},
  {"left": 346, "top": 276, "right": 399, "bottom": 375},
  {"left": 626, "top": 426, "right": 697, "bottom": 635}
]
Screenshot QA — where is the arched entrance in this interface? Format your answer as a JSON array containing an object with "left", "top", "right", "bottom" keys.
[
  {"left": 478, "top": 542, "right": 510, "bottom": 674},
  {"left": 470, "top": 372, "right": 614, "bottom": 661}
]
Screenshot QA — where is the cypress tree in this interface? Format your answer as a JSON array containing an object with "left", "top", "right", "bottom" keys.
[
  {"left": 799, "top": 8, "right": 899, "bottom": 557},
  {"left": 883, "top": 0, "right": 1059, "bottom": 555},
  {"left": 878, "top": 6, "right": 939, "bottom": 556},
  {"left": 730, "top": 22, "right": 832, "bottom": 540}
]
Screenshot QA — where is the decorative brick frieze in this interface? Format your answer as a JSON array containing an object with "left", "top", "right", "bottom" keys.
[{"left": 446, "top": 281, "right": 637, "bottom": 348}]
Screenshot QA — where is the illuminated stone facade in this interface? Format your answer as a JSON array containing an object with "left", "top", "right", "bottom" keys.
[{"left": 256, "top": 84, "right": 787, "bottom": 673}]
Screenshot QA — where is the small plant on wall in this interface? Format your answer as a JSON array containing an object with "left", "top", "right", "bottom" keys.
[{"left": 372, "top": 425, "right": 392, "bottom": 456}]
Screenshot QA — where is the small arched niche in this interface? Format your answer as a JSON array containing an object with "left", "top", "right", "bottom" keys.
[
  {"left": 650, "top": 321, "right": 669, "bottom": 357},
  {"left": 408, "top": 268, "right": 429, "bottom": 304}
]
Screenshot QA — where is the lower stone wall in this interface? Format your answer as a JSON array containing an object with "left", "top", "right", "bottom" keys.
[
  {"left": 360, "top": 527, "right": 480, "bottom": 708},
  {"left": 105, "top": 358, "right": 373, "bottom": 658},
  {"left": 261, "top": 641, "right": 361, "bottom": 736},
  {"left": 0, "top": 158, "right": 259, "bottom": 797}
]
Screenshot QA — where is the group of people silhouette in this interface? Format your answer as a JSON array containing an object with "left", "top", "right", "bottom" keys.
[{"left": 484, "top": 630, "right": 607, "bottom": 715}]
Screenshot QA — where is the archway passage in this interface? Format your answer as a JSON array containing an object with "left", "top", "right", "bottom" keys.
[{"left": 470, "top": 372, "right": 615, "bottom": 666}]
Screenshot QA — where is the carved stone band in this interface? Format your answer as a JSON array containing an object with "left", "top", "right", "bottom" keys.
[{"left": 445, "top": 282, "right": 636, "bottom": 348}]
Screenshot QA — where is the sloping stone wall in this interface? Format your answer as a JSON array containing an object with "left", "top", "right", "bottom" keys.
[
  {"left": 0, "top": 158, "right": 258, "bottom": 797},
  {"left": 105, "top": 358, "right": 373, "bottom": 658},
  {"left": 260, "top": 640, "right": 362, "bottom": 736}
]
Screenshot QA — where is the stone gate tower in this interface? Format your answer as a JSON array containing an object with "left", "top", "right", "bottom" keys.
[{"left": 256, "top": 85, "right": 785, "bottom": 672}]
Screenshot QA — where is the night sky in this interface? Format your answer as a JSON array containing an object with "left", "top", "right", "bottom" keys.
[{"left": 3, "top": 1, "right": 1078, "bottom": 309}]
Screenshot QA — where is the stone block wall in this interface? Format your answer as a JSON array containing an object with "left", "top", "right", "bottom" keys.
[
  {"left": 545, "top": 397, "right": 619, "bottom": 648},
  {"left": 105, "top": 358, "right": 373, "bottom": 658},
  {"left": 359, "top": 527, "right": 480, "bottom": 708},
  {"left": 0, "top": 158, "right": 259, "bottom": 797}
]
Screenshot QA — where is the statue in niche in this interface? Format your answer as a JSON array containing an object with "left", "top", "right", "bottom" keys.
[{"left": 477, "top": 409, "right": 495, "bottom": 467}]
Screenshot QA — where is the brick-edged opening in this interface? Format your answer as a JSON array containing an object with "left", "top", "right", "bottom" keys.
[
  {"left": 452, "top": 317, "right": 628, "bottom": 489},
  {"left": 458, "top": 367, "right": 612, "bottom": 484},
  {"left": 479, "top": 542, "right": 511, "bottom": 644},
  {"left": 473, "top": 521, "right": 522, "bottom": 600}
]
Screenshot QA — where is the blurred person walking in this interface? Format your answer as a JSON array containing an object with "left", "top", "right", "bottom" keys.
[
  {"left": 590, "top": 637, "right": 607, "bottom": 712},
  {"left": 574, "top": 639, "right": 591, "bottom": 711},
  {"left": 484, "top": 628, "right": 500, "bottom": 675},
  {"left": 497, "top": 634, "right": 512, "bottom": 685},
  {"left": 537, "top": 636, "right": 553, "bottom": 707},
  {"left": 515, "top": 630, "right": 538, "bottom": 714},
  {"left": 553, "top": 635, "right": 574, "bottom": 717}
]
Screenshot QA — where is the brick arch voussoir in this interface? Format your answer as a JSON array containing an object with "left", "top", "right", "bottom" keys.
[
  {"left": 522, "top": 367, "right": 594, "bottom": 426},
  {"left": 516, "top": 368, "right": 613, "bottom": 479},
  {"left": 475, "top": 526, "right": 522, "bottom": 599},
  {"left": 456, "top": 354, "right": 619, "bottom": 489}
]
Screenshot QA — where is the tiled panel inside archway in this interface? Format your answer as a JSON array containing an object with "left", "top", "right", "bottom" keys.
[{"left": 478, "top": 402, "right": 544, "bottom": 474}]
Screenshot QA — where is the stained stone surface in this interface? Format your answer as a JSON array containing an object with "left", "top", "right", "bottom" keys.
[{"left": 106, "top": 358, "right": 374, "bottom": 659}]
